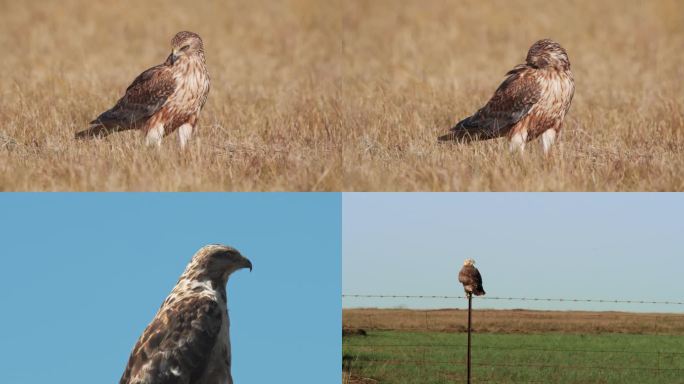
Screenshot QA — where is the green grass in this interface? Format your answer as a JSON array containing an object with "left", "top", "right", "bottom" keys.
[{"left": 343, "top": 331, "right": 684, "bottom": 383}]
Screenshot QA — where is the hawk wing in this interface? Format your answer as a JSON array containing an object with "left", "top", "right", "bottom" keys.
[
  {"left": 439, "top": 65, "right": 541, "bottom": 142},
  {"left": 76, "top": 63, "right": 175, "bottom": 139},
  {"left": 94, "top": 64, "right": 175, "bottom": 128},
  {"left": 119, "top": 297, "right": 222, "bottom": 384},
  {"left": 471, "top": 267, "right": 483, "bottom": 288}
]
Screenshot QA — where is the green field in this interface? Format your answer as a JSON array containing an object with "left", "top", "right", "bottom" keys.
[{"left": 343, "top": 331, "right": 684, "bottom": 384}]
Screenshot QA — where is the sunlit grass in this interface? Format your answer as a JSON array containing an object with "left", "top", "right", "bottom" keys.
[
  {"left": 0, "top": 0, "right": 342, "bottom": 191},
  {"left": 341, "top": 0, "right": 684, "bottom": 191},
  {"left": 344, "top": 331, "right": 684, "bottom": 383}
]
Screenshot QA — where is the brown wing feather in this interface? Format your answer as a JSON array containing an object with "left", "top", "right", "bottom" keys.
[
  {"left": 471, "top": 267, "right": 485, "bottom": 295},
  {"left": 76, "top": 62, "right": 175, "bottom": 139},
  {"left": 119, "top": 297, "right": 222, "bottom": 384},
  {"left": 439, "top": 65, "right": 541, "bottom": 142},
  {"left": 459, "top": 265, "right": 485, "bottom": 296}
]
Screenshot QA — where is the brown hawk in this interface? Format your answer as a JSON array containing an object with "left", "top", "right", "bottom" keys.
[
  {"left": 76, "top": 31, "right": 211, "bottom": 149},
  {"left": 439, "top": 39, "right": 575, "bottom": 154},
  {"left": 119, "top": 244, "right": 252, "bottom": 384},
  {"left": 458, "top": 258, "right": 485, "bottom": 297}
]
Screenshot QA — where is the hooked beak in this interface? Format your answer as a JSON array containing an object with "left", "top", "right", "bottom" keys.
[
  {"left": 168, "top": 49, "right": 179, "bottom": 65},
  {"left": 242, "top": 257, "right": 253, "bottom": 272}
]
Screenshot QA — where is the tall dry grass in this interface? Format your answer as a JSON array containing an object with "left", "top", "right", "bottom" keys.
[
  {"left": 0, "top": 0, "right": 341, "bottom": 191},
  {"left": 2, "top": 1, "right": 683, "bottom": 191},
  {"left": 341, "top": 0, "right": 684, "bottom": 191}
]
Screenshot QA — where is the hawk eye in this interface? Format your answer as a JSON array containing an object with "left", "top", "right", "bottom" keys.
[{"left": 181, "top": 45, "right": 190, "bottom": 51}]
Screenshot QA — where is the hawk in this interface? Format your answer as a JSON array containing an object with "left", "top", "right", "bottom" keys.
[
  {"left": 119, "top": 244, "right": 252, "bottom": 384},
  {"left": 438, "top": 39, "right": 575, "bottom": 154},
  {"left": 458, "top": 258, "right": 485, "bottom": 297},
  {"left": 76, "top": 31, "right": 211, "bottom": 149}
]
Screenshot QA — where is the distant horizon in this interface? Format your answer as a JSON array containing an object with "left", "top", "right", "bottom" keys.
[{"left": 342, "top": 293, "right": 684, "bottom": 314}]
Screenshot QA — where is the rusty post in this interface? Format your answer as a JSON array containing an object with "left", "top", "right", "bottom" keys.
[{"left": 467, "top": 292, "right": 472, "bottom": 384}]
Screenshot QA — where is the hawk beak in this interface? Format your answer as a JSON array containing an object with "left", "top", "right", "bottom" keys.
[
  {"left": 169, "top": 49, "right": 179, "bottom": 64},
  {"left": 243, "top": 257, "right": 253, "bottom": 272}
]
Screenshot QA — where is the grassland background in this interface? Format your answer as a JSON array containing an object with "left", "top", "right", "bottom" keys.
[
  {"left": 343, "top": 309, "right": 684, "bottom": 383},
  {"left": 341, "top": 0, "right": 684, "bottom": 191},
  {"left": 344, "top": 331, "right": 684, "bottom": 384},
  {"left": 2, "top": 1, "right": 682, "bottom": 191},
  {"left": 0, "top": 0, "right": 341, "bottom": 191}
]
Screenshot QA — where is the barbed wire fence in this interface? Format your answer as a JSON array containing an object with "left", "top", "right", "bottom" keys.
[{"left": 342, "top": 294, "right": 684, "bottom": 384}]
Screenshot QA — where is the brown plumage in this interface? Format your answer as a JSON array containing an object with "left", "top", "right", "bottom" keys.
[
  {"left": 458, "top": 258, "right": 485, "bottom": 297},
  {"left": 439, "top": 39, "right": 575, "bottom": 154},
  {"left": 76, "top": 31, "right": 211, "bottom": 149},
  {"left": 119, "top": 244, "right": 252, "bottom": 384}
]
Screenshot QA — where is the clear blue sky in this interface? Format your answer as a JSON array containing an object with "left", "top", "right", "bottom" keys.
[
  {"left": 0, "top": 193, "right": 341, "bottom": 384},
  {"left": 343, "top": 193, "right": 684, "bottom": 313}
]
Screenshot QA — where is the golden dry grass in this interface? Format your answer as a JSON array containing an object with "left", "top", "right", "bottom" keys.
[
  {"left": 3, "top": 1, "right": 683, "bottom": 191},
  {"left": 343, "top": 308, "right": 684, "bottom": 335},
  {"left": 0, "top": 0, "right": 341, "bottom": 191},
  {"left": 341, "top": 0, "right": 684, "bottom": 191}
]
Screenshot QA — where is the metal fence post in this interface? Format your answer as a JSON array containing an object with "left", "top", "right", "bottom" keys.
[{"left": 467, "top": 292, "right": 472, "bottom": 384}]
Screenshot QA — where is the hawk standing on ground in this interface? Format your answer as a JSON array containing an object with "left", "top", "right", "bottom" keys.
[
  {"left": 458, "top": 258, "right": 485, "bottom": 297},
  {"left": 438, "top": 39, "right": 575, "bottom": 155},
  {"left": 76, "top": 31, "right": 211, "bottom": 149},
  {"left": 119, "top": 244, "right": 252, "bottom": 384}
]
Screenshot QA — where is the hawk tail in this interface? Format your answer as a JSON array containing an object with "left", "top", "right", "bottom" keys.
[
  {"left": 438, "top": 116, "right": 504, "bottom": 143},
  {"left": 75, "top": 121, "right": 130, "bottom": 140},
  {"left": 438, "top": 128, "right": 482, "bottom": 143},
  {"left": 474, "top": 287, "right": 486, "bottom": 296}
]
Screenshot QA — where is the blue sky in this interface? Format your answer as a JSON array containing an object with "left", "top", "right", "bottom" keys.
[
  {"left": 0, "top": 193, "right": 341, "bottom": 384},
  {"left": 343, "top": 193, "right": 684, "bottom": 313}
]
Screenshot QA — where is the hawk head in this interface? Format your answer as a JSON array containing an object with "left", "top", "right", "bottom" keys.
[
  {"left": 526, "top": 39, "right": 570, "bottom": 71},
  {"left": 463, "top": 258, "right": 475, "bottom": 266},
  {"left": 169, "top": 31, "right": 205, "bottom": 64},
  {"left": 182, "top": 244, "right": 252, "bottom": 284}
]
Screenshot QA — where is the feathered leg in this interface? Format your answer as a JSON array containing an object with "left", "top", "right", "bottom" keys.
[
  {"left": 178, "top": 123, "right": 194, "bottom": 149},
  {"left": 509, "top": 130, "right": 528, "bottom": 153},
  {"left": 145, "top": 123, "right": 165, "bottom": 147},
  {"left": 541, "top": 129, "right": 557, "bottom": 156}
]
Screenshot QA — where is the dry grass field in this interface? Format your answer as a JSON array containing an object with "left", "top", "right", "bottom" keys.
[
  {"left": 0, "top": 0, "right": 341, "bottom": 190},
  {"left": 2, "top": 1, "right": 683, "bottom": 191},
  {"left": 342, "top": 0, "right": 684, "bottom": 191},
  {"left": 343, "top": 308, "right": 684, "bottom": 335}
]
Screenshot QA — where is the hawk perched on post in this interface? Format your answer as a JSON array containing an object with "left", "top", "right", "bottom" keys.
[
  {"left": 119, "top": 244, "right": 252, "bottom": 384},
  {"left": 458, "top": 258, "right": 485, "bottom": 297},
  {"left": 438, "top": 39, "right": 575, "bottom": 154},
  {"left": 76, "top": 31, "right": 211, "bottom": 149}
]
